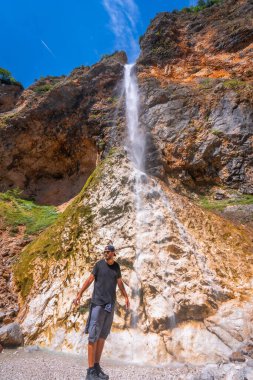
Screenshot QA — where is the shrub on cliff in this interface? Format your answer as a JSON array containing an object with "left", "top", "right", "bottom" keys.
[
  {"left": 180, "top": 0, "right": 222, "bottom": 13},
  {"left": 0, "top": 67, "right": 23, "bottom": 88}
]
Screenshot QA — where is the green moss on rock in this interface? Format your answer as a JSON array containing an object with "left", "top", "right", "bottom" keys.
[{"left": 13, "top": 153, "right": 116, "bottom": 300}]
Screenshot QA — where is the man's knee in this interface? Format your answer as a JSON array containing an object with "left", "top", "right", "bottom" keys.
[{"left": 88, "top": 340, "right": 97, "bottom": 345}]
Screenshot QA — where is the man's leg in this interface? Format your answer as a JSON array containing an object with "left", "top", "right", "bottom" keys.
[
  {"left": 94, "top": 309, "right": 114, "bottom": 379},
  {"left": 88, "top": 341, "right": 98, "bottom": 368},
  {"left": 94, "top": 338, "right": 108, "bottom": 379},
  {"left": 86, "top": 306, "right": 106, "bottom": 379},
  {"left": 95, "top": 338, "right": 105, "bottom": 364}
]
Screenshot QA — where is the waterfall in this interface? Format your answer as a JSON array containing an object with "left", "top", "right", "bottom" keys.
[
  {"left": 124, "top": 63, "right": 178, "bottom": 333},
  {"left": 123, "top": 63, "right": 219, "bottom": 339},
  {"left": 124, "top": 63, "right": 145, "bottom": 172},
  {"left": 124, "top": 63, "right": 146, "bottom": 329}
]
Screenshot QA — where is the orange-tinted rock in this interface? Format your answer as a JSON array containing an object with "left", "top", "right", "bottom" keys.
[
  {"left": 229, "top": 351, "right": 246, "bottom": 362},
  {"left": 0, "top": 52, "right": 127, "bottom": 205},
  {"left": 136, "top": 0, "right": 253, "bottom": 195}
]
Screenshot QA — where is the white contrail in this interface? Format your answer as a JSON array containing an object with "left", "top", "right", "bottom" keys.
[
  {"left": 41, "top": 39, "right": 55, "bottom": 57},
  {"left": 102, "top": 0, "right": 140, "bottom": 62}
]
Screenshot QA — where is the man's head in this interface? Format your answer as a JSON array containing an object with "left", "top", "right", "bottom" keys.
[{"left": 104, "top": 244, "right": 116, "bottom": 261}]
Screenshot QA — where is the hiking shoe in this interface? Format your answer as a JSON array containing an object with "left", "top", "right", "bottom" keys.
[
  {"left": 94, "top": 364, "right": 109, "bottom": 379},
  {"left": 85, "top": 368, "right": 99, "bottom": 380}
]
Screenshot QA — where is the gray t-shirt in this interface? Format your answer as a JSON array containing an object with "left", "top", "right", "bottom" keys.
[{"left": 91, "top": 259, "right": 121, "bottom": 305}]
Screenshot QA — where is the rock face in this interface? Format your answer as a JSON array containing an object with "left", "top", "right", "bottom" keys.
[
  {"left": 0, "top": 82, "right": 23, "bottom": 112},
  {"left": 0, "top": 52, "right": 127, "bottom": 205},
  {"left": 0, "top": 0, "right": 253, "bottom": 366},
  {"left": 14, "top": 151, "right": 253, "bottom": 364},
  {"left": 0, "top": 224, "right": 31, "bottom": 321},
  {"left": 137, "top": 0, "right": 253, "bottom": 195}
]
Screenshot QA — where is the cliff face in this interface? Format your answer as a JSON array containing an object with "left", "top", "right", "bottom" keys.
[
  {"left": 137, "top": 0, "right": 253, "bottom": 196},
  {"left": 13, "top": 151, "right": 253, "bottom": 363},
  {"left": 1, "top": 0, "right": 253, "bottom": 365},
  {"left": 0, "top": 52, "right": 127, "bottom": 205}
]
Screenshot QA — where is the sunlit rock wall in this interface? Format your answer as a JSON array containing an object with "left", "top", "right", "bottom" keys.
[{"left": 16, "top": 151, "right": 253, "bottom": 364}]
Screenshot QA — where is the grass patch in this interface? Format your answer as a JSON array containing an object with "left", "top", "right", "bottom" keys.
[
  {"left": 198, "top": 194, "right": 253, "bottom": 211},
  {"left": 0, "top": 189, "right": 58, "bottom": 235},
  {"left": 223, "top": 79, "right": 252, "bottom": 90}
]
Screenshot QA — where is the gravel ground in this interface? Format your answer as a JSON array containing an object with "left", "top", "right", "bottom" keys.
[
  {"left": 0, "top": 347, "right": 201, "bottom": 380},
  {"left": 1, "top": 347, "right": 253, "bottom": 380}
]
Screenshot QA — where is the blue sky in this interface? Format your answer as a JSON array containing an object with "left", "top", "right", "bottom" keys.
[{"left": 1, "top": 0, "right": 197, "bottom": 87}]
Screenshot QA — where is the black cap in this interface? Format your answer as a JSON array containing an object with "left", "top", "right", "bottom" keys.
[{"left": 104, "top": 245, "right": 115, "bottom": 252}]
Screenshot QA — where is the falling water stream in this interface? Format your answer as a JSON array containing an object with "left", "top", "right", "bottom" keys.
[
  {"left": 124, "top": 64, "right": 146, "bottom": 328},
  {"left": 124, "top": 63, "right": 219, "bottom": 349}
]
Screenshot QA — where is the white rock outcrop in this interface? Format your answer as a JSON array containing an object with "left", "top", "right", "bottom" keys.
[{"left": 16, "top": 151, "right": 253, "bottom": 364}]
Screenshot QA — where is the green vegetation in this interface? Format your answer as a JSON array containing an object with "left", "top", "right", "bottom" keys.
[
  {"left": 0, "top": 189, "right": 58, "bottom": 235},
  {"left": 0, "top": 67, "right": 23, "bottom": 87},
  {"left": 211, "top": 129, "right": 224, "bottom": 137},
  {"left": 179, "top": 0, "right": 222, "bottom": 13},
  {"left": 89, "top": 112, "right": 103, "bottom": 120},
  {"left": 100, "top": 51, "right": 119, "bottom": 60},
  {"left": 223, "top": 79, "right": 252, "bottom": 90},
  {"left": 33, "top": 84, "right": 54, "bottom": 93},
  {"left": 198, "top": 194, "right": 253, "bottom": 211},
  {"left": 97, "top": 139, "right": 106, "bottom": 151},
  {"left": 198, "top": 78, "right": 213, "bottom": 88},
  {"left": 107, "top": 96, "right": 118, "bottom": 104},
  {"left": 0, "top": 114, "right": 14, "bottom": 128},
  {"left": 32, "top": 76, "right": 63, "bottom": 94}
]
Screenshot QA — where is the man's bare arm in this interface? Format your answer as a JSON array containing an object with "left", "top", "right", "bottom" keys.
[
  {"left": 117, "top": 278, "right": 130, "bottom": 309},
  {"left": 73, "top": 274, "right": 95, "bottom": 306}
]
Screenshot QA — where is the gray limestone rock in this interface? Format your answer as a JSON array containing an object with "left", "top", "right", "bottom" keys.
[{"left": 0, "top": 323, "right": 24, "bottom": 347}]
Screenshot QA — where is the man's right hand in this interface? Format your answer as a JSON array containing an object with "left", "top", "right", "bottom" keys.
[{"left": 73, "top": 296, "right": 81, "bottom": 307}]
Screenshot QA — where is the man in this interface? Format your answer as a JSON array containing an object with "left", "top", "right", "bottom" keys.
[{"left": 73, "top": 244, "right": 130, "bottom": 380}]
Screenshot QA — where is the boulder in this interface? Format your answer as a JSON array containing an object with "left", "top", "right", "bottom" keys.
[{"left": 0, "top": 323, "right": 23, "bottom": 347}]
